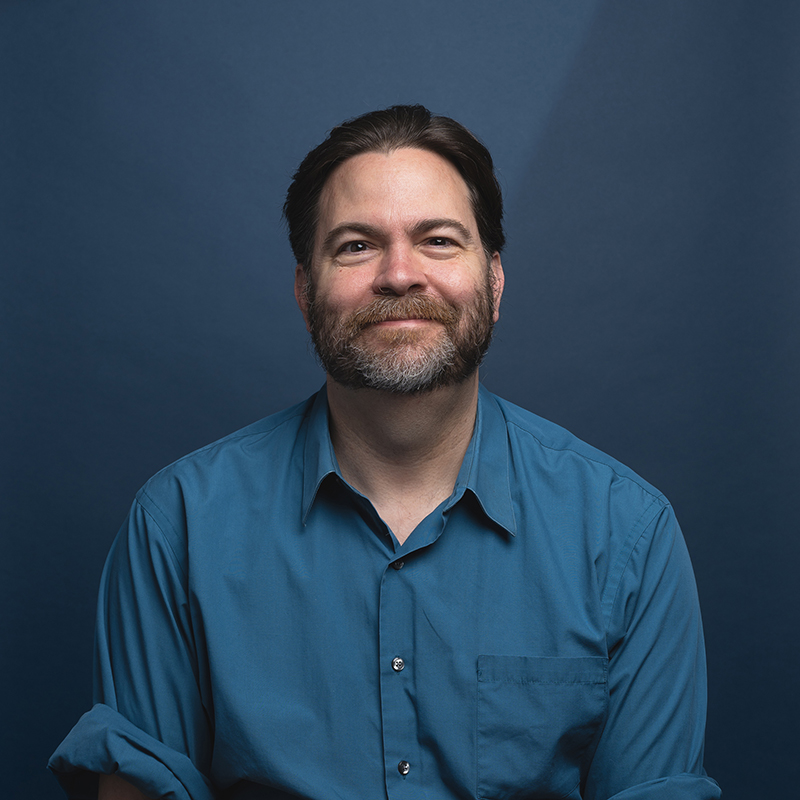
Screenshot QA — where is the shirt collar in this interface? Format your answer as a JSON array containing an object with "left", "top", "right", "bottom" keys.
[
  {"left": 301, "top": 383, "right": 517, "bottom": 536},
  {"left": 301, "top": 386, "right": 339, "bottom": 523},
  {"left": 454, "top": 384, "right": 517, "bottom": 536}
]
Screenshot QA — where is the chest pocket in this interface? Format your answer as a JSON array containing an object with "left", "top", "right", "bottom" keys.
[{"left": 476, "top": 655, "right": 608, "bottom": 800}]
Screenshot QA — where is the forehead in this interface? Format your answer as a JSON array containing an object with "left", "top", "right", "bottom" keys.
[{"left": 316, "top": 148, "right": 477, "bottom": 236}]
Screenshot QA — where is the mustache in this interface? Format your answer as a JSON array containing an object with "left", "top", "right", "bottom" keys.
[{"left": 346, "top": 294, "right": 460, "bottom": 331}]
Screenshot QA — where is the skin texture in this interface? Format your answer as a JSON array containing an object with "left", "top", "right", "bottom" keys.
[
  {"left": 295, "top": 147, "right": 504, "bottom": 542},
  {"left": 98, "top": 773, "right": 150, "bottom": 799},
  {"left": 296, "top": 148, "right": 502, "bottom": 377}
]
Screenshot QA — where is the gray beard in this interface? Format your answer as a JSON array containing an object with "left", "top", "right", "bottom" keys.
[
  {"left": 345, "top": 327, "right": 460, "bottom": 393},
  {"left": 305, "top": 279, "right": 496, "bottom": 395}
]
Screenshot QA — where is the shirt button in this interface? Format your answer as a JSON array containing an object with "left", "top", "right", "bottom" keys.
[
  {"left": 392, "top": 560, "right": 404, "bottom": 570},
  {"left": 392, "top": 657, "right": 405, "bottom": 672},
  {"left": 398, "top": 760, "right": 410, "bottom": 775}
]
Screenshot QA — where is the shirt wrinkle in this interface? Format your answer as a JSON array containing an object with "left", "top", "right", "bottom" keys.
[{"left": 48, "top": 387, "right": 718, "bottom": 800}]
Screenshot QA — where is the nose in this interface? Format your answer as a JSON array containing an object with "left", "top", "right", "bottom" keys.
[{"left": 372, "top": 245, "right": 428, "bottom": 296}]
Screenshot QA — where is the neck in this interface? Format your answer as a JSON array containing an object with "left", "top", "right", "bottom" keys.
[{"left": 326, "top": 374, "right": 480, "bottom": 543}]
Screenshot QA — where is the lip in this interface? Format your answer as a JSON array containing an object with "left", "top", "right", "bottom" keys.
[{"left": 372, "top": 318, "right": 436, "bottom": 326}]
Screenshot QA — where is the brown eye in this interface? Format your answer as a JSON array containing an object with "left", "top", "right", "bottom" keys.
[{"left": 341, "top": 241, "right": 369, "bottom": 253}]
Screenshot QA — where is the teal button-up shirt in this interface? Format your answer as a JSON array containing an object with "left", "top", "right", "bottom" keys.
[{"left": 49, "top": 387, "right": 720, "bottom": 800}]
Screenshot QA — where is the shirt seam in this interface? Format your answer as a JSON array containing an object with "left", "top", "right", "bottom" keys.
[
  {"left": 145, "top": 403, "right": 310, "bottom": 485},
  {"left": 135, "top": 492, "right": 190, "bottom": 585},
  {"left": 604, "top": 498, "right": 668, "bottom": 636},
  {"left": 504, "top": 419, "right": 663, "bottom": 503},
  {"left": 502, "top": 417, "right": 670, "bottom": 635}
]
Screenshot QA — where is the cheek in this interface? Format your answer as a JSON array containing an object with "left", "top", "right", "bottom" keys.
[
  {"left": 315, "top": 271, "right": 375, "bottom": 309},
  {"left": 439, "top": 272, "right": 489, "bottom": 305}
]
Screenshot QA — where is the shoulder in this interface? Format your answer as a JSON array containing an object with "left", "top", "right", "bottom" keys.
[
  {"left": 489, "top": 391, "right": 664, "bottom": 498},
  {"left": 484, "top": 391, "right": 684, "bottom": 617},
  {"left": 134, "top": 394, "right": 315, "bottom": 519},
  {"left": 483, "top": 391, "right": 669, "bottom": 541}
]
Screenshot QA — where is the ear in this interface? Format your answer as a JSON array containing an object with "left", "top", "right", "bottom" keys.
[
  {"left": 294, "top": 264, "right": 311, "bottom": 331},
  {"left": 489, "top": 252, "right": 504, "bottom": 323}
]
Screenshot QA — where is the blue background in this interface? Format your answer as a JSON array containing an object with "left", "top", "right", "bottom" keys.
[{"left": 2, "top": 1, "right": 798, "bottom": 797}]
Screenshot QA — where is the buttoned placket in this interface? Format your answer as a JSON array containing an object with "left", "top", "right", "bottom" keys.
[
  {"left": 310, "top": 387, "right": 484, "bottom": 799},
  {"left": 376, "top": 498, "right": 463, "bottom": 800},
  {"left": 379, "top": 549, "right": 420, "bottom": 799}
]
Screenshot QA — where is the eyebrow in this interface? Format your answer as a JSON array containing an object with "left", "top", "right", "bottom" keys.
[
  {"left": 410, "top": 218, "right": 475, "bottom": 245},
  {"left": 320, "top": 218, "right": 476, "bottom": 255},
  {"left": 320, "top": 223, "right": 383, "bottom": 256}
]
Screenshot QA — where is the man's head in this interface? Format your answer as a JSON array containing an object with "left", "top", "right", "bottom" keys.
[
  {"left": 286, "top": 106, "right": 505, "bottom": 394},
  {"left": 284, "top": 104, "right": 505, "bottom": 272}
]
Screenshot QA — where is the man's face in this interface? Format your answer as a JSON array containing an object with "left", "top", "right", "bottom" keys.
[{"left": 295, "top": 147, "right": 504, "bottom": 394}]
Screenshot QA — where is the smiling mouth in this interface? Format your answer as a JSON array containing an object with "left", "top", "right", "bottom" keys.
[
  {"left": 348, "top": 295, "right": 460, "bottom": 333},
  {"left": 373, "top": 317, "right": 435, "bottom": 324}
]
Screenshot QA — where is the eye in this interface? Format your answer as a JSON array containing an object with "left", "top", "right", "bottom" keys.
[
  {"left": 427, "top": 237, "right": 453, "bottom": 247},
  {"left": 339, "top": 241, "right": 370, "bottom": 254}
]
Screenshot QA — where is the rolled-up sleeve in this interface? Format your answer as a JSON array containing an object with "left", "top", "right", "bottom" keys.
[
  {"left": 48, "top": 494, "right": 214, "bottom": 799},
  {"left": 603, "top": 774, "right": 721, "bottom": 799},
  {"left": 47, "top": 704, "right": 215, "bottom": 800}
]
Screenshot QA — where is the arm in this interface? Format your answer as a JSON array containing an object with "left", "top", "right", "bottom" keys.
[
  {"left": 48, "top": 496, "right": 216, "bottom": 800},
  {"left": 99, "top": 774, "right": 152, "bottom": 800},
  {"left": 93, "top": 494, "right": 212, "bottom": 768},
  {"left": 586, "top": 504, "right": 720, "bottom": 800}
]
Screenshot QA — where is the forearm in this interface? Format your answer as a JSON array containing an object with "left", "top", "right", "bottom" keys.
[{"left": 99, "top": 773, "right": 153, "bottom": 800}]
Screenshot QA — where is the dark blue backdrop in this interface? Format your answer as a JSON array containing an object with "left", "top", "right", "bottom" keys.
[{"left": 3, "top": 2, "right": 798, "bottom": 797}]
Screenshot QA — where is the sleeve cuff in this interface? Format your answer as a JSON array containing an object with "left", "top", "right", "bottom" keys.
[
  {"left": 47, "top": 704, "right": 216, "bottom": 800},
  {"left": 606, "top": 773, "right": 722, "bottom": 800}
]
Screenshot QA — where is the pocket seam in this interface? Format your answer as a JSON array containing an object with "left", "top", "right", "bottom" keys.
[{"left": 475, "top": 655, "right": 608, "bottom": 800}]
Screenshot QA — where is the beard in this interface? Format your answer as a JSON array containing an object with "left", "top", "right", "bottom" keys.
[{"left": 305, "top": 271, "right": 497, "bottom": 394}]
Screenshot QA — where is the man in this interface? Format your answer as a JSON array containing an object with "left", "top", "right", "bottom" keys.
[{"left": 50, "top": 105, "right": 720, "bottom": 799}]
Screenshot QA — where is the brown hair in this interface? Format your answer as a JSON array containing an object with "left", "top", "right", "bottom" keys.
[{"left": 284, "top": 105, "right": 505, "bottom": 271}]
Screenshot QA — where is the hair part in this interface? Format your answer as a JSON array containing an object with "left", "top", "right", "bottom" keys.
[{"left": 283, "top": 105, "right": 505, "bottom": 272}]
